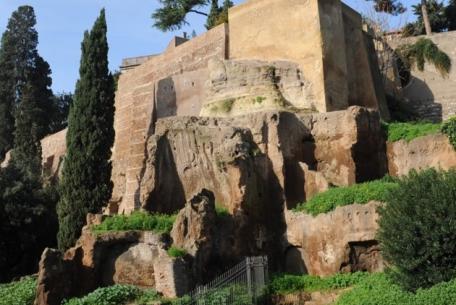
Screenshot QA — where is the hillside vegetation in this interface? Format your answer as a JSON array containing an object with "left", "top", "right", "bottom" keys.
[{"left": 294, "top": 177, "right": 398, "bottom": 215}]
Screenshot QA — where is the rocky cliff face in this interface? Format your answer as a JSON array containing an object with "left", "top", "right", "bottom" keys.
[{"left": 139, "top": 106, "right": 387, "bottom": 214}]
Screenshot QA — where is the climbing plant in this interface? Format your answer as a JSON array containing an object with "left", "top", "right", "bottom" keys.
[{"left": 395, "top": 38, "right": 451, "bottom": 78}]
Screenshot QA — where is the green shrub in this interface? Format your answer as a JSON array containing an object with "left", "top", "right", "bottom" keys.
[
  {"left": 167, "top": 246, "right": 187, "bottom": 258},
  {"left": 441, "top": 117, "right": 456, "bottom": 149},
  {"left": 268, "top": 272, "right": 369, "bottom": 295},
  {"left": 62, "top": 285, "right": 141, "bottom": 305},
  {"left": 215, "top": 204, "right": 230, "bottom": 218},
  {"left": 92, "top": 212, "right": 176, "bottom": 234},
  {"left": 134, "top": 289, "right": 161, "bottom": 305},
  {"left": 384, "top": 121, "right": 441, "bottom": 142},
  {"left": 378, "top": 169, "right": 456, "bottom": 291},
  {"left": 335, "top": 273, "right": 456, "bottom": 305},
  {"left": 0, "top": 276, "right": 37, "bottom": 305},
  {"left": 294, "top": 177, "right": 399, "bottom": 216}
]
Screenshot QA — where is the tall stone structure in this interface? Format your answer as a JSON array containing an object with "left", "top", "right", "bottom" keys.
[{"left": 110, "top": 0, "right": 389, "bottom": 214}]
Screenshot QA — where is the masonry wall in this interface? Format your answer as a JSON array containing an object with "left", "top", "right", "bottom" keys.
[
  {"left": 111, "top": 24, "right": 228, "bottom": 213},
  {"left": 388, "top": 31, "right": 456, "bottom": 122},
  {"left": 228, "top": 0, "right": 325, "bottom": 111}
]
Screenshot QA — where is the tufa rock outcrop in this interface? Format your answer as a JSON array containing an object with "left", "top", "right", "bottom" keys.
[
  {"left": 285, "top": 202, "right": 384, "bottom": 276},
  {"left": 139, "top": 106, "right": 387, "bottom": 213},
  {"left": 387, "top": 133, "right": 456, "bottom": 177},
  {"left": 35, "top": 214, "right": 190, "bottom": 305}
]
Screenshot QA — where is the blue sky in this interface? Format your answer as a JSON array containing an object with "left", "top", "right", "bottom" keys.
[{"left": 0, "top": 0, "right": 431, "bottom": 93}]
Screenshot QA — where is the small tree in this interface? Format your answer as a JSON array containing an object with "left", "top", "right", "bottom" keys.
[
  {"left": 57, "top": 9, "right": 115, "bottom": 250},
  {"left": 378, "top": 168, "right": 456, "bottom": 291}
]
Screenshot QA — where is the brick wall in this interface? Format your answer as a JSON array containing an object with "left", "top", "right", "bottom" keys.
[{"left": 111, "top": 24, "right": 228, "bottom": 213}]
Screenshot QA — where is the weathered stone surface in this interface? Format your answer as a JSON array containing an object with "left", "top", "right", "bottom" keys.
[
  {"left": 285, "top": 202, "right": 384, "bottom": 276},
  {"left": 387, "top": 133, "right": 456, "bottom": 177},
  {"left": 35, "top": 249, "right": 73, "bottom": 305},
  {"left": 1, "top": 128, "right": 67, "bottom": 182},
  {"left": 200, "top": 59, "right": 315, "bottom": 116},
  {"left": 139, "top": 107, "right": 386, "bottom": 213},
  {"left": 35, "top": 215, "right": 188, "bottom": 305},
  {"left": 171, "top": 189, "right": 217, "bottom": 282}
]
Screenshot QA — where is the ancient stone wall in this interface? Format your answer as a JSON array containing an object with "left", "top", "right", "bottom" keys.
[
  {"left": 388, "top": 31, "right": 456, "bottom": 122},
  {"left": 0, "top": 128, "right": 67, "bottom": 181},
  {"left": 111, "top": 24, "right": 228, "bottom": 213},
  {"left": 228, "top": 0, "right": 389, "bottom": 116}
]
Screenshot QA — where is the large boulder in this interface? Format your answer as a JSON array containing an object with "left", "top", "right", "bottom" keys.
[
  {"left": 285, "top": 202, "right": 384, "bottom": 276},
  {"left": 387, "top": 133, "right": 456, "bottom": 177}
]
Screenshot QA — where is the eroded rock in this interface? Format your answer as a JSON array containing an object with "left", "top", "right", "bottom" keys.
[
  {"left": 35, "top": 215, "right": 189, "bottom": 305},
  {"left": 285, "top": 202, "right": 384, "bottom": 276},
  {"left": 387, "top": 133, "right": 456, "bottom": 176}
]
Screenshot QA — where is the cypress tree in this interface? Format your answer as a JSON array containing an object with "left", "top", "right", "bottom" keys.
[
  {"left": 0, "top": 6, "right": 54, "bottom": 160},
  {"left": 57, "top": 9, "right": 115, "bottom": 250},
  {"left": 205, "top": 0, "right": 221, "bottom": 30}
]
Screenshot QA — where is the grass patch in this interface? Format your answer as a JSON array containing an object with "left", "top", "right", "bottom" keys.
[
  {"left": 268, "top": 272, "right": 369, "bottom": 295},
  {"left": 383, "top": 121, "right": 441, "bottom": 142},
  {"left": 294, "top": 177, "right": 399, "bottom": 216},
  {"left": 0, "top": 276, "right": 36, "bottom": 305},
  {"left": 335, "top": 272, "right": 456, "bottom": 305},
  {"left": 167, "top": 246, "right": 187, "bottom": 258},
  {"left": 92, "top": 212, "right": 176, "bottom": 234},
  {"left": 215, "top": 203, "right": 230, "bottom": 217}
]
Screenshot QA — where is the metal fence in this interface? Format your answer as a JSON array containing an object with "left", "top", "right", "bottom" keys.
[{"left": 179, "top": 256, "right": 269, "bottom": 305}]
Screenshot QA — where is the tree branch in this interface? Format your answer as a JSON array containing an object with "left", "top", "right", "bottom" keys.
[{"left": 189, "top": 9, "right": 208, "bottom": 16}]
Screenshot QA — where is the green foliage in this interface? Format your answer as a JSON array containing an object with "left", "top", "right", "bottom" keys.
[
  {"left": 403, "top": 1, "right": 448, "bottom": 36},
  {"left": 0, "top": 5, "right": 54, "bottom": 160},
  {"left": 255, "top": 96, "right": 266, "bottom": 104},
  {"left": 383, "top": 121, "right": 441, "bottom": 142},
  {"left": 396, "top": 38, "right": 451, "bottom": 78},
  {"left": 153, "top": 0, "right": 233, "bottom": 32},
  {"left": 57, "top": 9, "right": 115, "bottom": 250},
  {"left": 92, "top": 212, "right": 176, "bottom": 234},
  {"left": 294, "top": 177, "right": 399, "bottom": 216},
  {"left": 365, "top": 0, "right": 406, "bottom": 16},
  {"left": 268, "top": 272, "right": 369, "bottom": 295},
  {"left": 62, "top": 285, "right": 140, "bottom": 305},
  {"left": 206, "top": 0, "right": 220, "bottom": 30},
  {"left": 210, "top": 99, "right": 235, "bottom": 113},
  {"left": 447, "top": 0, "right": 456, "bottom": 30},
  {"left": 49, "top": 92, "right": 72, "bottom": 134},
  {"left": 215, "top": 204, "right": 230, "bottom": 217},
  {"left": 167, "top": 246, "right": 187, "bottom": 258},
  {"left": 0, "top": 276, "right": 37, "bottom": 305},
  {"left": 378, "top": 169, "right": 456, "bottom": 291},
  {"left": 441, "top": 116, "right": 456, "bottom": 149},
  {"left": 153, "top": 0, "right": 208, "bottom": 31},
  {"left": 335, "top": 272, "right": 456, "bottom": 305}
]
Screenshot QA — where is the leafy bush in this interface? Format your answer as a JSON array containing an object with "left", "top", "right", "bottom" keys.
[
  {"left": 62, "top": 285, "right": 141, "bottom": 305},
  {"left": 167, "top": 246, "right": 187, "bottom": 258},
  {"left": 335, "top": 273, "right": 456, "bottom": 305},
  {"left": 378, "top": 169, "right": 456, "bottom": 291},
  {"left": 384, "top": 121, "right": 441, "bottom": 142},
  {"left": 268, "top": 272, "right": 369, "bottom": 295},
  {"left": 294, "top": 177, "right": 398, "bottom": 216},
  {"left": 92, "top": 212, "right": 176, "bottom": 234},
  {"left": 0, "top": 276, "right": 36, "bottom": 305},
  {"left": 441, "top": 116, "right": 456, "bottom": 149}
]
